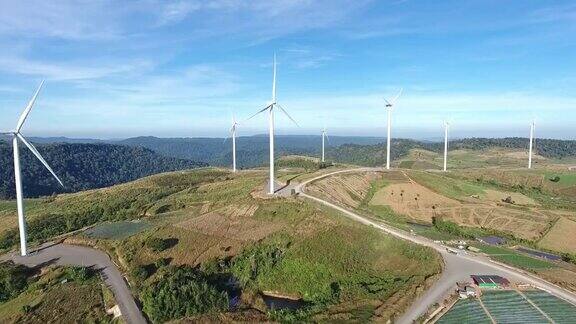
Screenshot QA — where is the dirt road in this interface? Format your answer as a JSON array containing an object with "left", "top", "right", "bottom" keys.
[
  {"left": 4, "top": 243, "right": 146, "bottom": 324},
  {"left": 296, "top": 168, "right": 576, "bottom": 323}
]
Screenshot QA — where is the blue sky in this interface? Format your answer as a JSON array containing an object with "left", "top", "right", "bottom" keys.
[{"left": 0, "top": 0, "right": 575, "bottom": 139}]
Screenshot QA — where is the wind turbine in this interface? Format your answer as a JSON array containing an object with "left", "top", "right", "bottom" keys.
[
  {"left": 384, "top": 88, "right": 403, "bottom": 170},
  {"left": 225, "top": 115, "right": 239, "bottom": 172},
  {"left": 443, "top": 121, "right": 449, "bottom": 172},
  {"left": 528, "top": 120, "right": 535, "bottom": 169},
  {"left": 2, "top": 81, "right": 64, "bottom": 256},
  {"left": 247, "top": 54, "right": 298, "bottom": 194},
  {"left": 321, "top": 127, "right": 329, "bottom": 163}
]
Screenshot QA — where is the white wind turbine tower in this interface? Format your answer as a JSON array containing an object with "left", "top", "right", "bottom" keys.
[
  {"left": 1, "top": 81, "right": 64, "bottom": 256},
  {"left": 321, "top": 126, "right": 329, "bottom": 163},
  {"left": 247, "top": 54, "right": 298, "bottom": 194},
  {"left": 384, "top": 88, "right": 403, "bottom": 170},
  {"left": 443, "top": 121, "right": 450, "bottom": 172},
  {"left": 225, "top": 115, "right": 239, "bottom": 172},
  {"left": 528, "top": 120, "right": 535, "bottom": 169}
]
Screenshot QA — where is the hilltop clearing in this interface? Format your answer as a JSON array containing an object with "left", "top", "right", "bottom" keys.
[{"left": 0, "top": 167, "right": 441, "bottom": 322}]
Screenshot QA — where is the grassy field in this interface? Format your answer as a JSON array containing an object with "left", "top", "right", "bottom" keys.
[
  {"left": 470, "top": 243, "right": 555, "bottom": 270},
  {"left": 84, "top": 220, "right": 151, "bottom": 239},
  {"left": 538, "top": 217, "right": 576, "bottom": 254},
  {"left": 405, "top": 170, "right": 486, "bottom": 200},
  {"left": 0, "top": 265, "right": 115, "bottom": 323}
]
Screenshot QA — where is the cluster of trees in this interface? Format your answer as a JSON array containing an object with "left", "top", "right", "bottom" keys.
[
  {"left": 0, "top": 262, "right": 30, "bottom": 302},
  {"left": 141, "top": 266, "right": 228, "bottom": 322},
  {"left": 0, "top": 141, "right": 206, "bottom": 199}
]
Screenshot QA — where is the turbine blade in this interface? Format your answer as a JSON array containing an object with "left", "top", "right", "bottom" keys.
[
  {"left": 276, "top": 104, "right": 299, "bottom": 127},
  {"left": 383, "top": 98, "right": 392, "bottom": 106},
  {"left": 245, "top": 105, "right": 271, "bottom": 121},
  {"left": 272, "top": 53, "right": 277, "bottom": 102},
  {"left": 391, "top": 88, "right": 403, "bottom": 105},
  {"left": 17, "top": 133, "right": 64, "bottom": 187},
  {"left": 325, "top": 132, "right": 330, "bottom": 144},
  {"left": 16, "top": 80, "right": 45, "bottom": 132}
]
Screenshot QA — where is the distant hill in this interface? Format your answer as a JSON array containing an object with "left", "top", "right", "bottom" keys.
[
  {"left": 116, "top": 135, "right": 387, "bottom": 167},
  {"left": 2, "top": 135, "right": 575, "bottom": 179},
  {"left": 328, "top": 137, "right": 576, "bottom": 167},
  {"left": 0, "top": 141, "right": 206, "bottom": 199}
]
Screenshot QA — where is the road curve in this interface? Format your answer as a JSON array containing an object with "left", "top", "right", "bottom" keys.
[
  {"left": 4, "top": 243, "right": 147, "bottom": 324},
  {"left": 296, "top": 168, "right": 576, "bottom": 323}
]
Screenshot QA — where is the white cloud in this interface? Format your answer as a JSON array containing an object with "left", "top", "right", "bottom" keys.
[
  {"left": 0, "top": 56, "right": 153, "bottom": 81},
  {"left": 0, "top": 0, "right": 124, "bottom": 40}
]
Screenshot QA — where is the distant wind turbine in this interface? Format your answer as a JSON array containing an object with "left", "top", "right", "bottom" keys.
[
  {"left": 443, "top": 121, "right": 449, "bottom": 172},
  {"left": 384, "top": 88, "right": 403, "bottom": 170},
  {"left": 1, "top": 81, "right": 64, "bottom": 256},
  {"left": 225, "top": 115, "right": 239, "bottom": 172},
  {"left": 247, "top": 54, "right": 298, "bottom": 194},
  {"left": 321, "top": 127, "right": 329, "bottom": 163},
  {"left": 528, "top": 120, "right": 535, "bottom": 169}
]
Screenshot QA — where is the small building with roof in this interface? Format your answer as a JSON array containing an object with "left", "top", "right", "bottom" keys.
[{"left": 471, "top": 275, "right": 510, "bottom": 289}]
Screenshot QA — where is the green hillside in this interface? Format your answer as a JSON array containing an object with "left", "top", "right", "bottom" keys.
[
  {"left": 0, "top": 168, "right": 441, "bottom": 322},
  {"left": 0, "top": 141, "right": 206, "bottom": 199}
]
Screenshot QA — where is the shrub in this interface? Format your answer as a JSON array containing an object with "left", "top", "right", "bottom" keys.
[
  {"left": 141, "top": 266, "right": 227, "bottom": 322},
  {"left": 131, "top": 265, "right": 151, "bottom": 282},
  {"left": 145, "top": 237, "right": 169, "bottom": 252},
  {"left": 154, "top": 258, "right": 170, "bottom": 269},
  {"left": 432, "top": 217, "right": 474, "bottom": 239},
  {"left": 0, "top": 262, "right": 29, "bottom": 302},
  {"left": 65, "top": 266, "right": 93, "bottom": 282}
]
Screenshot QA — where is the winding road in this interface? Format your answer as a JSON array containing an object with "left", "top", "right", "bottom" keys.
[
  {"left": 3, "top": 243, "right": 146, "bottom": 324},
  {"left": 294, "top": 168, "right": 576, "bottom": 323}
]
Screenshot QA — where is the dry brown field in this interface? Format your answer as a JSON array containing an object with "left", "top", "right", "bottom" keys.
[{"left": 538, "top": 217, "right": 576, "bottom": 254}]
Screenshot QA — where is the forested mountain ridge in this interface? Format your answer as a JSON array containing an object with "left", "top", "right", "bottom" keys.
[
  {"left": 117, "top": 135, "right": 387, "bottom": 167},
  {"left": 0, "top": 141, "right": 206, "bottom": 199},
  {"left": 1, "top": 136, "right": 574, "bottom": 199}
]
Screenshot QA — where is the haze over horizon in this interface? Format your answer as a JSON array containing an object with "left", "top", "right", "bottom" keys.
[{"left": 1, "top": 1, "right": 575, "bottom": 139}]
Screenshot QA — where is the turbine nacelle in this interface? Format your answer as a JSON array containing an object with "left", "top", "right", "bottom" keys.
[{"left": 383, "top": 88, "right": 403, "bottom": 109}]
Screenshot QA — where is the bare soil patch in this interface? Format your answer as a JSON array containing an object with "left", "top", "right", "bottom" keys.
[
  {"left": 482, "top": 189, "right": 538, "bottom": 206},
  {"left": 307, "top": 172, "right": 383, "bottom": 209},
  {"left": 434, "top": 205, "right": 551, "bottom": 240},
  {"left": 368, "top": 176, "right": 551, "bottom": 239},
  {"left": 536, "top": 268, "right": 576, "bottom": 293},
  {"left": 369, "top": 182, "right": 460, "bottom": 223},
  {"left": 176, "top": 204, "right": 282, "bottom": 242}
]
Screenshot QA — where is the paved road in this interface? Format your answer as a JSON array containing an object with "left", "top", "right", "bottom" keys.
[
  {"left": 4, "top": 243, "right": 147, "bottom": 324},
  {"left": 295, "top": 168, "right": 576, "bottom": 323}
]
